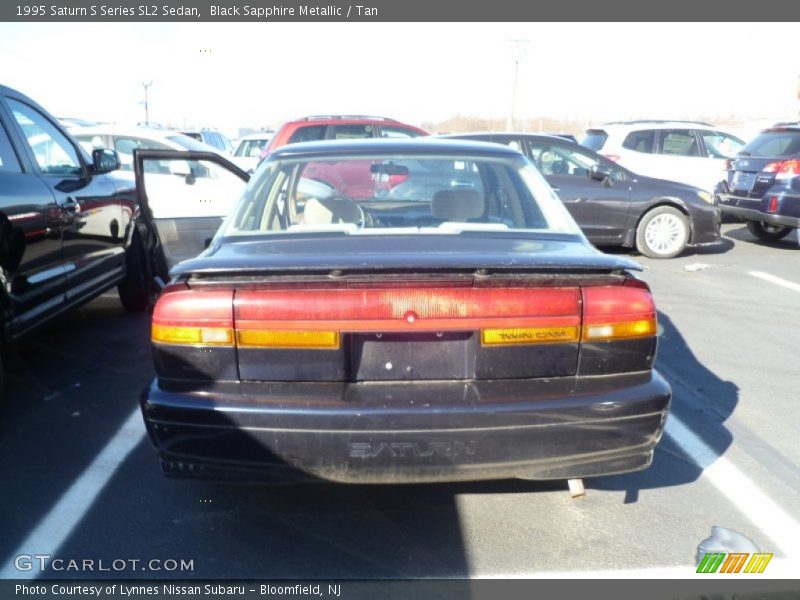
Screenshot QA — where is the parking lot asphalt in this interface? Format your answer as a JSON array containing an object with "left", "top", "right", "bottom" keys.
[{"left": 1, "top": 223, "right": 799, "bottom": 580}]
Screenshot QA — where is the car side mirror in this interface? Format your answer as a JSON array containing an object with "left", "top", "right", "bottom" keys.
[
  {"left": 92, "top": 148, "right": 120, "bottom": 174},
  {"left": 588, "top": 164, "right": 611, "bottom": 182},
  {"left": 169, "top": 160, "right": 196, "bottom": 185}
]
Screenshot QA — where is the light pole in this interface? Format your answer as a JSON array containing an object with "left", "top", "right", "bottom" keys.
[
  {"left": 142, "top": 81, "right": 153, "bottom": 126},
  {"left": 506, "top": 39, "right": 528, "bottom": 132}
]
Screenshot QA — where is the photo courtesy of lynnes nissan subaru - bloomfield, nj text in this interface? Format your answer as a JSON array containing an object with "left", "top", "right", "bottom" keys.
[{"left": 136, "top": 138, "right": 671, "bottom": 489}]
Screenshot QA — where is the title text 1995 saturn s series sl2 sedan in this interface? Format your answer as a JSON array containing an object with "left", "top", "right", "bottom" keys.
[{"left": 135, "top": 139, "right": 671, "bottom": 489}]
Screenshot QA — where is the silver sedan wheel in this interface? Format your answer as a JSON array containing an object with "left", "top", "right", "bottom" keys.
[{"left": 644, "top": 213, "right": 688, "bottom": 256}]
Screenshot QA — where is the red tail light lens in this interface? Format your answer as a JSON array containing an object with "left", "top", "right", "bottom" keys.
[
  {"left": 603, "top": 154, "right": 621, "bottom": 162},
  {"left": 151, "top": 284, "right": 658, "bottom": 348},
  {"left": 763, "top": 159, "right": 800, "bottom": 179},
  {"left": 582, "top": 285, "right": 657, "bottom": 342},
  {"left": 152, "top": 290, "right": 234, "bottom": 346}
]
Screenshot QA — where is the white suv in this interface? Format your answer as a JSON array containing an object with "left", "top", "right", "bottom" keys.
[{"left": 582, "top": 121, "right": 745, "bottom": 192}]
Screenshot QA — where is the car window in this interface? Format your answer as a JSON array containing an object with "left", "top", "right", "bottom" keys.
[
  {"left": 8, "top": 98, "right": 82, "bottom": 176},
  {"left": 0, "top": 120, "right": 21, "bottom": 172},
  {"left": 287, "top": 125, "right": 327, "bottom": 144},
  {"left": 331, "top": 124, "right": 374, "bottom": 140},
  {"left": 165, "top": 135, "right": 218, "bottom": 152},
  {"left": 700, "top": 131, "right": 744, "bottom": 158},
  {"left": 208, "top": 132, "right": 225, "bottom": 150},
  {"left": 622, "top": 130, "right": 656, "bottom": 153},
  {"left": 113, "top": 136, "right": 172, "bottom": 173},
  {"left": 235, "top": 138, "right": 271, "bottom": 157},
  {"left": 659, "top": 130, "right": 700, "bottom": 157},
  {"left": 741, "top": 130, "right": 800, "bottom": 157},
  {"left": 528, "top": 142, "right": 625, "bottom": 181},
  {"left": 379, "top": 126, "right": 423, "bottom": 139},
  {"left": 224, "top": 154, "right": 581, "bottom": 237},
  {"left": 582, "top": 130, "right": 608, "bottom": 151}
]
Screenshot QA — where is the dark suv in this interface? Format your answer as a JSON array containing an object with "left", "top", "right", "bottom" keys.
[
  {"left": 716, "top": 126, "right": 800, "bottom": 242},
  {"left": 0, "top": 84, "right": 140, "bottom": 392}
]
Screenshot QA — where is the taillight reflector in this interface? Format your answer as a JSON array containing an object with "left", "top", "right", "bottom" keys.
[
  {"left": 768, "top": 196, "right": 779, "bottom": 213},
  {"left": 238, "top": 330, "right": 339, "bottom": 349}
]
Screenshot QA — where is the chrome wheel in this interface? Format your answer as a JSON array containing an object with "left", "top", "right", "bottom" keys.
[{"left": 644, "top": 213, "right": 687, "bottom": 256}]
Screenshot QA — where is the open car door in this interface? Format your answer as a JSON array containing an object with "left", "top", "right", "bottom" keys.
[{"left": 133, "top": 149, "right": 249, "bottom": 289}]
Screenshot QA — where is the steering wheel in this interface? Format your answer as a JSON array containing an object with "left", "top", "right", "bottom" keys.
[{"left": 327, "top": 196, "right": 367, "bottom": 228}]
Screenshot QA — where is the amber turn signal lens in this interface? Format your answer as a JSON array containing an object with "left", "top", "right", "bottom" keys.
[
  {"left": 152, "top": 324, "right": 234, "bottom": 346},
  {"left": 582, "top": 319, "right": 657, "bottom": 342},
  {"left": 237, "top": 330, "right": 340, "bottom": 349}
]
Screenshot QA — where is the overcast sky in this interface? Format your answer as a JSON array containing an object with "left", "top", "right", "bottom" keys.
[{"left": 1, "top": 22, "right": 798, "bottom": 135}]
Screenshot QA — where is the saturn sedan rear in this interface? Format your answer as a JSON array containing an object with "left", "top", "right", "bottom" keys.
[{"left": 137, "top": 139, "right": 671, "bottom": 485}]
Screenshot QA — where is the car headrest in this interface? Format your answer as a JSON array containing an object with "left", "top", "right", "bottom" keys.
[
  {"left": 431, "top": 189, "right": 484, "bottom": 222},
  {"left": 303, "top": 197, "right": 362, "bottom": 225}
]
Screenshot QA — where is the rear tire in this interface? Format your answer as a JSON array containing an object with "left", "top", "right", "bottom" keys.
[
  {"left": 117, "top": 233, "right": 152, "bottom": 312},
  {"left": 636, "top": 206, "right": 690, "bottom": 259},
  {"left": 745, "top": 220, "right": 793, "bottom": 242}
]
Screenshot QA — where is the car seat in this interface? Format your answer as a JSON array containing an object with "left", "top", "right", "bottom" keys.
[{"left": 303, "top": 197, "right": 363, "bottom": 225}]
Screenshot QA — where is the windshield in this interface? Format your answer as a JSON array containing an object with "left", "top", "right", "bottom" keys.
[{"left": 222, "top": 154, "right": 581, "bottom": 237}]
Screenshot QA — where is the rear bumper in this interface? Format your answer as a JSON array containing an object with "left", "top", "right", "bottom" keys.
[
  {"left": 718, "top": 194, "right": 800, "bottom": 228},
  {"left": 140, "top": 372, "right": 671, "bottom": 484}
]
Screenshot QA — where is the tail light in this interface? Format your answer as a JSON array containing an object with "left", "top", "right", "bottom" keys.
[
  {"left": 603, "top": 154, "right": 621, "bottom": 162},
  {"left": 151, "top": 290, "right": 234, "bottom": 346},
  {"left": 151, "top": 283, "right": 657, "bottom": 349},
  {"left": 581, "top": 284, "right": 657, "bottom": 342},
  {"left": 723, "top": 159, "right": 732, "bottom": 170},
  {"left": 763, "top": 159, "right": 800, "bottom": 180}
]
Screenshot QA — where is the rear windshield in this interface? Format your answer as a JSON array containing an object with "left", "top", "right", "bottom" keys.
[
  {"left": 581, "top": 130, "right": 608, "bottom": 151},
  {"left": 740, "top": 130, "right": 800, "bottom": 157},
  {"left": 222, "top": 154, "right": 581, "bottom": 237}
]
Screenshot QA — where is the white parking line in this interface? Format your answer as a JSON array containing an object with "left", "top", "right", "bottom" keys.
[
  {"left": 749, "top": 271, "right": 800, "bottom": 294},
  {"left": 0, "top": 409, "right": 145, "bottom": 579},
  {"left": 665, "top": 415, "right": 800, "bottom": 561}
]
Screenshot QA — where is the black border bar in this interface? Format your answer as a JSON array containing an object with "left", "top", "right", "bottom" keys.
[{"left": 2, "top": 1, "right": 799, "bottom": 21}]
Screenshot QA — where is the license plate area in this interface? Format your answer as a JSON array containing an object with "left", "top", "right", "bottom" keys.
[
  {"left": 731, "top": 171, "right": 756, "bottom": 191},
  {"left": 350, "top": 332, "right": 475, "bottom": 381}
]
